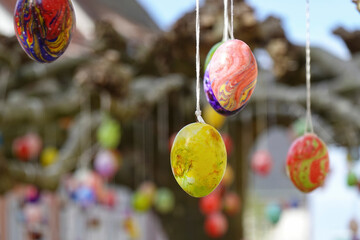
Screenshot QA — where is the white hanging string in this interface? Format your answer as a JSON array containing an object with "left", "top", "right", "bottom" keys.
[
  {"left": 195, "top": 0, "right": 205, "bottom": 123},
  {"left": 304, "top": 0, "right": 314, "bottom": 133},
  {"left": 230, "top": 0, "right": 234, "bottom": 39},
  {"left": 222, "top": 0, "right": 229, "bottom": 41}
]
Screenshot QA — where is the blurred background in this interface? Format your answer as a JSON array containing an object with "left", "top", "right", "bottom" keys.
[{"left": 0, "top": 0, "right": 360, "bottom": 239}]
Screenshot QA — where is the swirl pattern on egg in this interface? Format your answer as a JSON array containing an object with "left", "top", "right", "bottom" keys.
[
  {"left": 204, "top": 66, "right": 243, "bottom": 116},
  {"left": 208, "top": 39, "right": 258, "bottom": 112},
  {"left": 14, "top": 0, "right": 75, "bottom": 63},
  {"left": 286, "top": 133, "right": 330, "bottom": 193}
]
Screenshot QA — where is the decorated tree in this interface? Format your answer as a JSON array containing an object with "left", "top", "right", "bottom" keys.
[{"left": 0, "top": 0, "right": 359, "bottom": 239}]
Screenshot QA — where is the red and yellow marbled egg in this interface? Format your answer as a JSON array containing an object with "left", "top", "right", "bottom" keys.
[{"left": 286, "top": 133, "right": 330, "bottom": 193}]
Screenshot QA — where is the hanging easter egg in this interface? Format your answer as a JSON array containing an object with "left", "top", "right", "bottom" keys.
[
  {"left": 223, "top": 192, "right": 241, "bottom": 216},
  {"left": 290, "top": 118, "right": 306, "bottom": 139},
  {"left": 251, "top": 150, "right": 273, "bottom": 176},
  {"left": 74, "top": 169, "right": 103, "bottom": 196},
  {"left": 94, "top": 150, "right": 121, "bottom": 179},
  {"left": 97, "top": 116, "right": 121, "bottom": 149},
  {"left": 154, "top": 188, "right": 175, "bottom": 214},
  {"left": 24, "top": 204, "right": 43, "bottom": 224},
  {"left": 132, "top": 191, "right": 152, "bottom": 212},
  {"left": 40, "top": 147, "right": 58, "bottom": 167},
  {"left": 24, "top": 185, "right": 40, "bottom": 203},
  {"left": 203, "top": 104, "right": 226, "bottom": 129},
  {"left": 266, "top": 203, "right": 282, "bottom": 224},
  {"left": 347, "top": 171, "right": 358, "bottom": 187},
  {"left": 289, "top": 198, "right": 300, "bottom": 208},
  {"left": 139, "top": 181, "right": 157, "bottom": 202},
  {"left": 64, "top": 176, "right": 78, "bottom": 199},
  {"left": 204, "top": 212, "right": 228, "bottom": 238},
  {"left": 349, "top": 218, "right": 359, "bottom": 235},
  {"left": 221, "top": 133, "right": 233, "bottom": 156},
  {"left": 221, "top": 165, "right": 235, "bottom": 187},
  {"left": 124, "top": 216, "right": 141, "bottom": 239},
  {"left": 286, "top": 133, "right": 330, "bottom": 193},
  {"left": 204, "top": 39, "right": 258, "bottom": 116},
  {"left": 171, "top": 122, "right": 227, "bottom": 198},
  {"left": 204, "top": 42, "right": 223, "bottom": 73},
  {"left": 13, "top": 133, "right": 42, "bottom": 161},
  {"left": 14, "top": 0, "right": 75, "bottom": 63},
  {"left": 75, "top": 186, "right": 96, "bottom": 208},
  {"left": 100, "top": 190, "right": 117, "bottom": 208},
  {"left": 199, "top": 191, "right": 221, "bottom": 215}
]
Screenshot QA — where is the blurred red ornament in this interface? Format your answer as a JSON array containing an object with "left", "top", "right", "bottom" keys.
[
  {"left": 199, "top": 192, "right": 221, "bottom": 215},
  {"left": 169, "top": 133, "right": 177, "bottom": 151},
  {"left": 100, "top": 190, "right": 117, "bottom": 208},
  {"left": 251, "top": 150, "right": 273, "bottom": 176},
  {"left": 13, "top": 133, "right": 42, "bottom": 161},
  {"left": 204, "top": 212, "right": 228, "bottom": 238},
  {"left": 221, "top": 133, "right": 233, "bottom": 156},
  {"left": 223, "top": 192, "right": 241, "bottom": 216}
]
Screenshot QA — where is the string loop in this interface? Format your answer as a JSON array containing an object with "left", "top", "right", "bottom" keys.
[
  {"left": 223, "top": 0, "right": 229, "bottom": 41},
  {"left": 304, "top": 0, "right": 314, "bottom": 133},
  {"left": 230, "top": 0, "right": 234, "bottom": 39},
  {"left": 195, "top": 0, "right": 205, "bottom": 124}
]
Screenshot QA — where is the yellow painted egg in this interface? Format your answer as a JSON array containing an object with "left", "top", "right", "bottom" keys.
[
  {"left": 170, "top": 122, "right": 227, "bottom": 197},
  {"left": 40, "top": 147, "right": 58, "bottom": 167},
  {"left": 203, "top": 105, "right": 226, "bottom": 130}
]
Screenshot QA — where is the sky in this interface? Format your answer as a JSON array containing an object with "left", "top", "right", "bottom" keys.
[{"left": 137, "top": 0, "right": 360, "bottom": 59}]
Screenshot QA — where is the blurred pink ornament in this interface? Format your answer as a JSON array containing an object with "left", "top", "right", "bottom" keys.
[
  {"left": 24, "top": 204, "right": 43, "bottom": 224},
  {"left": 223, "top": 192, "right": 241, "bottom": 216},
  {"left": 251, "top": 150, "right": 273, "bottom": 176},
  {"left": 94, "top": 150, "right": 120, "bottom": 179},
  {"left": 24, "top": 185, "right": 40, "bottom": 203}
]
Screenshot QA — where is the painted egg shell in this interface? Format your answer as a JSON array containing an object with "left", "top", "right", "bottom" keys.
[
  {"left": 207, "top": 39, "right": 258, "bottom": 112},
  {"left": 170, "top": 122, "right": 227, "bottom": 198},
  {"left": 286, "top": 133, "right": 330, "bottom": 193},
  {"left": 204, "top": 212, "right": 228, "bottom": 238},
  {"left": 203, "top": 104, "right": 226, "bottom": 129},
  {"left": 204, "top": 66, "right": 242, "bottom": 116},
  {"left": 204, "top": 42, "right": 223, "bottom": 74},
  {"left": 251, "top": 150, "right": 273, "bottom": 176},
  {"left": 14, "top": 0, "right": 75, "bottom": 63}
]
